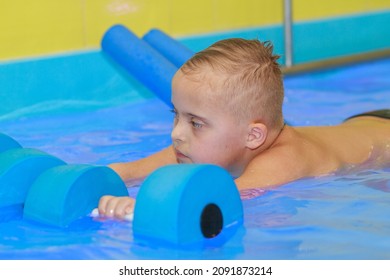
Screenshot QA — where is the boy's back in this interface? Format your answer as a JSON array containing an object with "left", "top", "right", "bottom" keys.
[{"left": 236, "top": 116, "right": 390, "bottom": 189}]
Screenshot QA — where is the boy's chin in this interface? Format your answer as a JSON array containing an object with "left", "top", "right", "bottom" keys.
[{"left": 176, "top": 157, "right": 192, "bottom": 164}]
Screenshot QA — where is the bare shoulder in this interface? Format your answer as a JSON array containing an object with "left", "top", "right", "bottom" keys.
[
  {"left": 235, "top": 126, "right": 315, "bottom": 190},
  {"left": 235, "top": 150, "right": 303, "bottom": 190}
]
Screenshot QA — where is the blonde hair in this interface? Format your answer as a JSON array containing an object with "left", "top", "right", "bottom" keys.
[{"left": 180, "top": 38, "right": 284, "bottom": 129}]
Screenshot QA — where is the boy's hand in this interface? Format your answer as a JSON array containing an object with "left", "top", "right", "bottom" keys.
[{"left": 98, "top": 195, "right": 135, "bottom": 220}]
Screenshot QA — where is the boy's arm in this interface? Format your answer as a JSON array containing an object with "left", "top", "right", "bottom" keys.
[
  {"left": 108, "top": 145, "right": 177, "bottom": 182},
  {"left": 98, "top": 146, "right": 176, "bottom": 219}
]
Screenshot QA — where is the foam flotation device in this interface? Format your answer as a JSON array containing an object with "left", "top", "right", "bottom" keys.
[
  {"left": 1, "top": 133, "right": 243, "bottom": 246},
  {"left": 101, "top": 25, "right": 177, "bottom": 107},
  {"left": 0, "top": 148, "right": 65, "bottom": 208},
  {"left": 142, "top": 28, "right": 194, "bottom": 68},
  {"left": 133, "top": 164, "right": 243, "bottom": 245},
  {"left": 0, "top": 133, "right": 127, "bottom": 227},
  {"left": 0, "top": 132, "right": 22, "bottom": 153},
  {"left": 101, "top": 25, "right": 194, "bottom": 107},
  {"left": 24, "top": 164, "right": 128, "bottom": 227}
]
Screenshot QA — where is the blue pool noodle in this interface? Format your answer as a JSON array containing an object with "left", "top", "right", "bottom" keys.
[
  {"left": 133, "top": 164, "right": 243, "bottom": 245},
  {"left": 142, "top": 29, "right": 194, "bottom": 68},
  {"left": 101, "top": 24, "right": 177, "bottom": 107}
]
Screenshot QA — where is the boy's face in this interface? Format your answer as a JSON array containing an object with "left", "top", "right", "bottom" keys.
[{"left": 171, "top": 70, "right": 248, "bottom": 176}]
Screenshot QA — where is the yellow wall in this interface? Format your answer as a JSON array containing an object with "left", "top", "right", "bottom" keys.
[
  {"left": 0, "top": 0, "right": 389, "bottom": 61},
  {"left": 295, "top": 0, "right": 390, "bottom": 21}
]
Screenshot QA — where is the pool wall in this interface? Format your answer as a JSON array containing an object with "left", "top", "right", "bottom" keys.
[
  {"left": 1, "top": 1, "right": 389, "bottom": 61},
  {"left": 0, "top": 1, "right": 390, "bottom": 117}
]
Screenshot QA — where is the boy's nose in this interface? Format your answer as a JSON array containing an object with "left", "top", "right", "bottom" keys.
[{"left": 171, "top": 121, "right": 184, "bottom": 143}]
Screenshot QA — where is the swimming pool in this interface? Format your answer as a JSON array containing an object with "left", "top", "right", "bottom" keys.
[{"left": 0, "top": 54, "right": 389, "bottom": 259}]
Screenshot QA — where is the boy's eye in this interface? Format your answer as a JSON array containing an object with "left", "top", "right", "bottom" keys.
[
  {"left": 170, "top": 109, "right": 178, "bottom": 118},
  {"left": 191, "top": 120, "right": 203, "bottom": 128}
]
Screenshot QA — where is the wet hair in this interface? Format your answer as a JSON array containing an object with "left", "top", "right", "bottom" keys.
[{"left": 180, "top": 38, "right": 284, "bottom": 129}]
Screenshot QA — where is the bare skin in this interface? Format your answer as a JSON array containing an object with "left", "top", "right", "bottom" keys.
[
  {"left": 98, "top": 70, "right": 390, "bottom": 219},
  {"left": 235, "top": 117, "right": 390, "bottom": 188}
]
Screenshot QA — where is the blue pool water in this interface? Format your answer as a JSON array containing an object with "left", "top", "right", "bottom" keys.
[{"left": 0, "top": 56, "right": 390, "bottom": 259}]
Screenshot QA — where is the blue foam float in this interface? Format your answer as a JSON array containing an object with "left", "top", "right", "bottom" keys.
[
  {"left": 142, "top": 28, "right": 194, "bottom": 68},
  {"left": 0, "top": 148, "right": 65, "bottom": 208},
  {"left": 102, "top": 24, "right": 177, "bottom": 107},
  {"left": 133, "top": 164, "right": 243, "bottom": 245},
  {"left": 24, "top": 164, "right": 128, "bottom": 227},
  {"left": 0, "top": 133, "right": 22, "bottom": 154}
]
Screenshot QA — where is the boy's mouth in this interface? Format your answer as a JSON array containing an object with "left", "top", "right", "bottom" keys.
[{"left": 174, "top": 148, "right": 190, "bottom": 162}]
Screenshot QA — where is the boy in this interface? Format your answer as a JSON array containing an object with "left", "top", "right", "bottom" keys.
[{"left": 98, "top": 38, "right": 390, "bottom": 219}]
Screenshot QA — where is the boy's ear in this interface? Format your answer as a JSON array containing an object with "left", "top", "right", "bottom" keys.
[{"left": 246, "top": 122, "right": 267, "bottom": 150}]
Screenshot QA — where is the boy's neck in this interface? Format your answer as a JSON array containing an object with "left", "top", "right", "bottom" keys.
[
  {"left": 266, "top": 123, "right": 286, "bottom": 150},
  {"left": 233, "top": 123, "right": 287, "bottom": 178}
]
